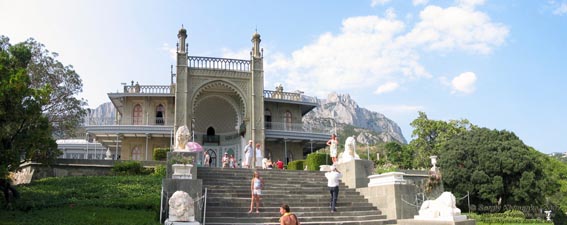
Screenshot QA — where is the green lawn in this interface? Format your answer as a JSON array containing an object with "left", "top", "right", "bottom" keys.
[{"left": 0, "top": 175, "right": 162, "bottom": 225}]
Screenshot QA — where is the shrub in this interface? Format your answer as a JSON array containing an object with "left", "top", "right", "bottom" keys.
[
  {"left": 112, "top": 161, "right": 148, "bottom": 175},
  {"left": 153, "top": 148, "right": 169, "bottom": 161},
  {"left": 287, "top": 160, "right": 305, "bottom": 170},
  {"left": 152, "top": 164, "right": 166, "bottom": 178},
  {"left": 306, "top": 153, "right": 331, "bottom": 171}
]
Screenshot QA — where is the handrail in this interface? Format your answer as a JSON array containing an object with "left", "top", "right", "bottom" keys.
[
  {"left": 188, "top": 56, "right": 250, "bottom": 72},
  {"left": 122, "top": 84, "right": 172, "bottom": 94},
  {"left": 263, "top": 90, "right": 317, "bottom": 103},
  {"left": 203, "top": 187, "right": 208, "bottom": 225}
]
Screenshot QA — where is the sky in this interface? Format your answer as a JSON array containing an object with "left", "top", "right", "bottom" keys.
[{"left": 1, "top": 0, "right": 566, "bottom": 154}]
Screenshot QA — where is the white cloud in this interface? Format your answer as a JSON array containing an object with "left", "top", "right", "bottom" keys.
[
  {"left": 552, "top": 2, "right": 567, "bottom": 15},
  {"left": 371, "top": 0, "right": 391, "bottom": 7},
  {"left": 374, "top": 81, "right": 400, "bottom": 94},
  {"left": 451, "top": 72, "right": 477, "bottom": 94},
  {"left": 399, "top": 5, "right": 509, "bottom": 54},
  {"left": 264, "top": 2, "right": 506, "bottom": 99},
  {"left": 160, "top": 43, "right": 177, "bottom": 61},
  {"left": 413, "top": 0, "right": 429, "bottom": 6}
]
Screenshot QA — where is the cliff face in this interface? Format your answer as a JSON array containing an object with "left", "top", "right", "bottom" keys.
[
  {"left": 85, "top": 102, "right": 115, "bottom": 125},
  {"left": 303, "top": 92, "right": 407, "bottom": 144}
]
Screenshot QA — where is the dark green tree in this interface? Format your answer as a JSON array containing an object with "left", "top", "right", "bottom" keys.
[
  {"left": 21, "top": 38, "right": 86, "bottom": 138},
  {"left": 439, "top": 127, "right": 548, "bottom": 212},
  {"left": 0, "top": 40, "right": 59, "bottom": 179},
  {"left": 383, "top": 142, "right": 413, "bottom": 169},
  {"left": 409, "top": 111, "right": 474, "bottom": 168}
]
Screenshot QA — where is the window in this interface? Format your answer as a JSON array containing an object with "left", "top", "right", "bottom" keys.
[
  {"left": 156, "top": 104, "right": 165, "bottom": 125},
  {"left": 265, "top": 109, "right": 272, "bottom": 129},
  {"left": 131, "top": 146, "right": 141, "bottom": 160},
  {"left": 284, "top": 111, "right": 292, "bottom": 130},
  {"left": 133, "top": 104, "right": 143, "bottom": 125}
]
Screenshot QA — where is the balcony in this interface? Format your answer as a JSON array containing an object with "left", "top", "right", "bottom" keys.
[
  {"left": 188, "top": 56, "right": 251, "bottom": 72},
  {"left": 85, "top": 116, "right": 173, "bottom": 126},
  {"left": 122, "top": 84, "right": 172, "bottom": 94},
  {"left": 264, "top": 122, "right": 329, "bottom": 143}
]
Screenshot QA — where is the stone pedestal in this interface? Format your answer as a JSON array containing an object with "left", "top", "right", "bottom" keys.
[
  {"left": 368, "top": 172, "right": 407, "bottom": 186},
  {"left": 172, "top": 164, "right": 193, "bottom": 179},
  {"left": 164, "top": 220, "right": 201, "bottom": 225},
  {"left": 397, "top": 219, "right": 476, "bottom": 225},
  {"left": 334, "top": 159, "right": 374, "bottom": 188}
]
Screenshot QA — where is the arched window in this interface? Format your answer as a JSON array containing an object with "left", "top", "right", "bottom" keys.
[
  {"left": 284, "top": 111, "right": 292, "bottom": 130},
  {"left": 206, "top": 149, "right": 217, "bottom": 167},
  {"left": 205, "top": 127, "right": 219, "bottom": 144},
  {"left": 156, "top": 104, "right": 165, "bottom": 125},
  {"left": 131, "top": 146, "right": 141, "bottom": 160},
  {"left": 132, "top": 104, "right": 143, "bottom": 125},
  {"left": 265, "top": 109, "right": 272, "bottom": 129}
]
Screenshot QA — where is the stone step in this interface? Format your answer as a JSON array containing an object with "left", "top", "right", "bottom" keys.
[
  {"left": 198, "top": 167, "right": 385, "bottom": 225},
  {"left": 204, "top": 214, "right": 385, "bottom": 223}
]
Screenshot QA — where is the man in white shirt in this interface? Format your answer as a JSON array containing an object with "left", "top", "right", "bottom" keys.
[{"left": 325, "top": 166, "right": 342, "bottom": 213}]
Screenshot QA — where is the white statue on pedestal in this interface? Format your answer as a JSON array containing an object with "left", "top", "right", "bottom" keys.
[
  {"left": 168, "top": 191, "right": 195, "bottom": 222},
  {"left": 415, "top": 192, "right": 467, "bottom": 221},
  {"left": 104, "top": 148, "right": 112, "bottom": 160},
  {"left": 174, "top": 125, "right": 191, "bottom": 152},
  {"left": 338, "top": 136, "right": 360, "bottom": 164}
]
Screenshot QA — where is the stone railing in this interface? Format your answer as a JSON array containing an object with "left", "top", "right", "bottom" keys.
[
  {"left": 86, "top": 116, "right": 174, "bottom": 126},
  {"left": 188, "top": 56, "right": 250, "bottom": 72},
  {"left": 263, "top": 90, "right": 317, "bottom": 103},
  {"left": 265, "top": 122, "right": 328, "bottom": 134},
  {"left": 123, "top": 84, "right": 172, "bottom": 94}
]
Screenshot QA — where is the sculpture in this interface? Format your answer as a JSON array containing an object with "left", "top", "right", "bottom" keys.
[
  {"left": 415, "top": 192, "right": 466, "bottom": 221},
  {"left": 338, "top": 136, "right": 360, "bottom": 163},
  {"left": 104, "top": 148, "right": 112, "bottom": 160},
  {"left": 174, "top": 125, "right": 191, "bottom": 152},
  {"left": 168, "top": 191, "right": 195, "bottom": 222}
]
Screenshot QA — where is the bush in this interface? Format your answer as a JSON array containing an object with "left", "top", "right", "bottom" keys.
[
  {"left": 287, "top": 160, "right": 305, "bottom": 170},
  {"left": 112, "top": 161, "right": 149, "bottom": 175},
  {"left": 152, "top": 164, "right": 166, "bottom": 178},
  {"left": 306, "top": 153, "right": 331, "bottom": 171},
  {"left": 153, "top": 148, "right": 169, "bottom": 161}
]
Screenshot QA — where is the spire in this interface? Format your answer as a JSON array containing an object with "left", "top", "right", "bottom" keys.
[
  {"left": 178, "top": 25, "right": 188, "bottom": 53},
  {"left": 251, "top": 31, "right": 261, "bottom": 58}
]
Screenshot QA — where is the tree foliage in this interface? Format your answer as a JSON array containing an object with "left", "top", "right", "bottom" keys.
[
  {"left": 383, "top": 142, "right": 413, "bottom": 169},
  {"left": 439, "top": 127, "right": 549, "bottom": 211},
  {"left": 409, "top": 111, "right": 475, "bottom": 168},
  {"left": 21, "top": 38, "right": 86, "bottom": 138},
  {"left": 0, "top": 39, "right": 59, "bottom": 178}
]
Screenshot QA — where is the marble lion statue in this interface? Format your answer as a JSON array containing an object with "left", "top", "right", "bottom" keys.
[
  {"left": 418, "top": 192, "right": 462, "bottom": 218},
  {"left": 338, "top": 136, "right": 360, "bottom": 163},
  {"left": 168, "top": 191, "right": 195, "bottom": 222},
  {"left": 175, "top": 125, "right": 191, "bottom": 151}
]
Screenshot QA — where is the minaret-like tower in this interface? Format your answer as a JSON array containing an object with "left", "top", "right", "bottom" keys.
[
  {"left": 250, "top": 32, "right": 265, "bottom": 152},
  {"left": 174, "top": 25, "right": 189, "bottom": 130}
]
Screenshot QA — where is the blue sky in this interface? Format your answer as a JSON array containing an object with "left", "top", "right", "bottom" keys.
[{"left": 1, "top": 0, "right": 566, "bottom": 153}]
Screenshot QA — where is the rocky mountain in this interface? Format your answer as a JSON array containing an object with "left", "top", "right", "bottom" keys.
[
  {"left": 303, "top": 92, "right": 407, "bottom": 144},
  {"left": 85, "top": 102, "right": 116, "bottom": 125}
]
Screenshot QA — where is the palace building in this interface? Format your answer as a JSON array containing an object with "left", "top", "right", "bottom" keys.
[{"left": 85, "top": 27, "right": 329, "bottom": 167}]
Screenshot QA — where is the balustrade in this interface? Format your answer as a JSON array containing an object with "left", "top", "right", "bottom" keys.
[
  {"left": 263, "top": 90, "right": 317, "bottom": 103},
  {"left": 188, "top": 56, "right": 250, "bottom": 72},
  {"left": 86, "top": 116, "right": 174, "bottom": 126},
  {"left": 265, "top": 122, "right": 328, "bottom": 134},
  {"left": 122, "top": 85, "right": 171, "bottom": 94}
]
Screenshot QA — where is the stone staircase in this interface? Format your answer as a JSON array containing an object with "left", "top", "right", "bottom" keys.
[{"left": 198, "top": 167, "right": 394, "bottom": 225}]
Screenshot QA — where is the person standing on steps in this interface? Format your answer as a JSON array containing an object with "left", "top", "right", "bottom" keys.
[
  {"left": 325, "top": 165, "right": 342, "bottom": 213},
  {"left": 243, "top": 140, "right": 253, "bottom": 168},
  {"left": 326, "top": 134, "right": 338, "bottom": 164},
  {"left": 249, "top": 171, "right": 264, "bottom": 213},
  {"left": 279, "top": 204, "right": 301, "bottom": 225}
]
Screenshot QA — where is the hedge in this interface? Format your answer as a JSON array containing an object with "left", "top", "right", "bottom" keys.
[
  {"left": 305, "top": 153, "right": 331, "bottom": 171},
  {"left": 153, "top": 148, "right": 169, "bottom": 161},
  {"left": 287, "top": 160, "right": 305, "bottom": 170}
]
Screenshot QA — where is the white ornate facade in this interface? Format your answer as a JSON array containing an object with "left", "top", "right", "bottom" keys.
[{"left": 85, "top": 27, "right": 329, "bottom": 166}]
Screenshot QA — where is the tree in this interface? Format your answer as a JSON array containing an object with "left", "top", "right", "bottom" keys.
[
  {"left": 383, "top": 142, "right": 413, "bottom": 169},
  {"left": 0, "top": 40, "right": 60, "bottom": 180},
  {"left": 439, "top": 127, "right": 548, "bottom": 212},
  {"left": 22, "top": 38, "right": 86, "bottom": 138},
  {"left": 408, "top": 111, "right": 474, "bottom": 168}
]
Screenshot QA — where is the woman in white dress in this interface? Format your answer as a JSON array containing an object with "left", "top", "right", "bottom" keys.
[
  {"left": 255, "top": 143, "right": 263, "bottom": 168},
  {"left": 326, "top": 134, "right": 338, "bottom": 164}
]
